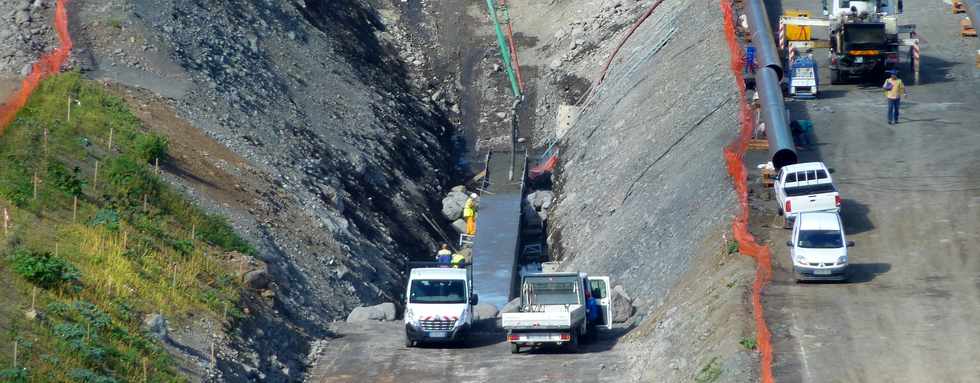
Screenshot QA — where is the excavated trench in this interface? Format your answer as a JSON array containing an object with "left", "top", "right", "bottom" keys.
[{"left": 1, "top": 0, "right": 769, "bottom": 380}]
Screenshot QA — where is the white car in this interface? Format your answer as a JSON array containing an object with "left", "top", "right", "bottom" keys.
[{"left": 787, "top": 212, "right": 854, "bottom": 282}]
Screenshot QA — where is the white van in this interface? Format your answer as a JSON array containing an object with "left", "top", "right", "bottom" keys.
[
  {"left": 403, "top": 266, "right": 477, "bottom": 347},
  {"left": 787, "top": 212, "right": 854, "bottom": 282}
]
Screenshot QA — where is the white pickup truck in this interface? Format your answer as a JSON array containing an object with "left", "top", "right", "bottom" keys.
[
  {"left": 774, "top": 162, "right": 841, "bottom": 228},
  {"left": 501, "top": 272, "right": 612, "bottom": 354}
]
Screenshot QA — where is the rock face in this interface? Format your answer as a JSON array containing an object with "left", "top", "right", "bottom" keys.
[
  {"left": 611, "top": 285, "right": 635, "bottom": 323},
  {"left": 346, "top": 302, "right": 397, "bottom": 322}
]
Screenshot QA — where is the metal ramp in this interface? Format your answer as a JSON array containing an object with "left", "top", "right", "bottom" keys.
[{"left": 470, "top": 150, "right": 527, "bottom": 309}]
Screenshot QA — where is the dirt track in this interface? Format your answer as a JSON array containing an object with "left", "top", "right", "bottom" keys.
[
  {"left": 756, "top": 0, "right": 980, "bottom": 381},
  {"left": 308, "top": 322, "right": 630, "bottom": 383}
]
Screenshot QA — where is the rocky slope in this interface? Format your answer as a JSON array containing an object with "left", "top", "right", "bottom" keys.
[
  {"left": 59, "top": 0, "right": 454, "bottom": 380},
  {"left": 511, "top": 0, "right": 760, "bottom": 380}
]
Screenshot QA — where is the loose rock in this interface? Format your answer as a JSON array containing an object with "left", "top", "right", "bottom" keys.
[{"left": 346, "top": 302, "right": 397, "bottom": 322}]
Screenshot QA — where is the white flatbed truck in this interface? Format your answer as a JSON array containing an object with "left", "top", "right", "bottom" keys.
[{"left": 501, "top": 272, "right": 612, "bottom": 354}]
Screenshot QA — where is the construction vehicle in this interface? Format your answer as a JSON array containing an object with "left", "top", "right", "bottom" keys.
[
  {"left": 403, "top": 262, "right": 478, "bottom": 347},
  {"left": 780, "top": 0, "right": 918, "bottom": 83},
  {"left": 501, "top": 272, "right": 612, "bottom": 354},
  {"left": 788, "top": 54, "right": 819, "bottom": 98}
]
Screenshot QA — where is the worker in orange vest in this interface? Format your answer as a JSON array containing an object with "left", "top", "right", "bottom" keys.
[{"left": 462, "top": 193, "right": 478, "bottom": 235}]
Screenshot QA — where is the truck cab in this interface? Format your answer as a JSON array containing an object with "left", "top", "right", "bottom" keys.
[{"left": 403, "top": 265, "right": 478, "bottom": 347}]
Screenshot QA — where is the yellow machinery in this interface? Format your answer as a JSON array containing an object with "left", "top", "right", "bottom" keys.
[{"left": 784, "top": 9, "right": 811, "bottom": 41}]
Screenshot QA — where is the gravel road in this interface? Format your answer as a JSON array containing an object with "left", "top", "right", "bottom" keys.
[
  {"left": 308, "top": 322, "right": 631, "bottom": 383},
  {"left": 757, "top": 0, "right": 980, "bottom": 381}
]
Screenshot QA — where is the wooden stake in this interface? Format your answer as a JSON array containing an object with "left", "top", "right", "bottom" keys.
[
  {"left": 143, "top": 194, "right": 148, "bottom": 211},
  {"left": 93, "top": 160, "right": 99, "bottom": 189},
  {"left": 122, "top": 230, "right": 128, "bottom": 250},
  {"left": 72, "top": 196, "right": 78, "bottom": 222},
  {"left": 155, "top": 157, "right": 160, "bottom": 174},
  {"left": 191, "top": 224, "right": 196, "bottom": 241},
  {"left": 33, "top": 171, "right": 38, "bottom": 200},
  {"left": 172, "top": 263, "right": 178, "bottom": 292},
  {"left": 66, "top": 95, "right": 71, "bottom": 122},
  {"left": 2, "top": 207, "right": 8, "bottom": 236},
  {"left": 108, "top": 127, "right": 114, "bottom": 151},
  {"left": 43, "top": 129, "right": 48, "bottom": 155},
  {"left": 31, "top": 287, "right": 36, "bottom": 312},
  {"left": 142, "top": 357, "right": 148, "bottom": 383}
]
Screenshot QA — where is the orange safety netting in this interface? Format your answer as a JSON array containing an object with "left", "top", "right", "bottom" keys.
[
  {"left": 0, "top": 0, "right": 73, "bottom": 134},
  {"left": 529, "top": 151, "right": 558, "bottom": 180},
  {"left": 720, "top": 0, "right": 775, "bottom": 382}
]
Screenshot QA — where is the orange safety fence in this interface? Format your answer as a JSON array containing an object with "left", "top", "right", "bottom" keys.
[
  {"left": 719, "top": 0, "right": 775, "bottom": 382},
  {"left": 0, "top": 0, "right": 73, "bottom": 134}
]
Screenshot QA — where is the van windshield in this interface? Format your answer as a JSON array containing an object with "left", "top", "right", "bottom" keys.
[
  {"left": 409, "top": 280, "right": 466, "bottom": 304},
  {"left": 526, "top": 280, "right": 580, "bottom": 305},
  {"left": 798, "top": 230, "right": 844, "bottom": 248}
]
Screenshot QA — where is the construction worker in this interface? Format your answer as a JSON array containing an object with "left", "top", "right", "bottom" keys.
[
  {"left": 882, "top": 70, "right": 907, "bottom": 125},
  {"left": 462, "top": 193, "right": 478, "bottom": 235},
  {"left": 451, "top": 251, "right": 466, "bottom": 268},
  {"left": 435, "top": 244, "right": 452, "bottom": 265}
]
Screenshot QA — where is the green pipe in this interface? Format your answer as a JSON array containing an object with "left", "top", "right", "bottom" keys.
[{"left": 486, "top": 0, "right": 521, "bottom": 97}]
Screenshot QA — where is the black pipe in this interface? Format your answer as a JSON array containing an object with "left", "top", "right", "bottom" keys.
[
  {"left": 756, "top": 68, "right": 798, "bottom": 168},
  {"left": 745, "top": 0, "right": 784, "bottom": 78},
  {"left": 744, "top": 0, "right": 797, "bottom": 168}
]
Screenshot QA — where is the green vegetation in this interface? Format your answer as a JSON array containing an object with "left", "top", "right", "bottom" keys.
[
  {"left": 0, "top": 72, "right": 251, "bottom": 381},
  {"left": 694, "top": 357, "right": 723, "bottom": 383},
  {"left": 739, "top": 337, "right": 757, "bottom": 350},
  {"left": 726, "top": 240, "right": 739, "bottom": 255}
]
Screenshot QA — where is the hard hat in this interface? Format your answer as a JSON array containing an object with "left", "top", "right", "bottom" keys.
[{"left": 470, "top": 193, "right": 478, "bottom": 199}]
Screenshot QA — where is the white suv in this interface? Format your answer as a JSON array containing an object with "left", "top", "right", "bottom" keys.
[{"left": 787, "top": 212, "right": 854, "bottom": 282}]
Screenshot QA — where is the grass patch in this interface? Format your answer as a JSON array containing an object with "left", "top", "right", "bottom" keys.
[
  {"left": 0, "top": 72, "right": 251, "bottom": 381},
  {"left": 694, "top": 357, "right": 723, "bottom": 383},
  {"left": 739, "top": 337, "right": 757, "bottom": 350}
]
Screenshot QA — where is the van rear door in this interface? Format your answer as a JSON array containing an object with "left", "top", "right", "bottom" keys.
[{"left": 587, "top": 276, "right": 613, "bottom": 330}]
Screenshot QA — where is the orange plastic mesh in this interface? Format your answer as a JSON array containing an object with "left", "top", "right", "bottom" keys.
[
  {"left": 0, "top": 0, "right": 73, "bottom": 134},
  {"left": 720, "top": 0, "right": 775, "bottom": 382}
]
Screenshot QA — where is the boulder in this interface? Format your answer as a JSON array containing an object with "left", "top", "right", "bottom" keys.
[
  {"left": 473, "top": 303, "right": 499, "bottom": 321},
  {"left": 142, "top": 313, "right": 168, "bottom": 340},
  {"left": 500, "top": 297, "right": 522, "bottom": 314},
  {"left": 441, "top": 191, "right": 469, "bottom": 220},
  {"left": 611, "top": 285, "right": 635, "bottom": 323},
  {"left": 451, "top": 219, "right": 467, "bottom": 234},
  {"left": 346, "top": 302, "right": 397, "bottom": 322},
  {"left": 450, "top": 185, "right": 466, "bottom": 193},
  {"left": 243, "top": 269, "right": 271, "bottom": 290},
  {"left": 532, "top": 190, "right": 554, "bottom": 210}
]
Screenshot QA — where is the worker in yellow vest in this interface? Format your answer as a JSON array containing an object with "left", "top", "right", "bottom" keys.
[
  {"left": 451, "top": 252, "right": 466, "bottom": 268},
  {"left": 462, "top": 193, "right": 478, "bottom": 235}
]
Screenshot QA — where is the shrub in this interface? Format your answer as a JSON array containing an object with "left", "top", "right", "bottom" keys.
[
  {"left": 90, "top": 209, "right": 120, "bottom": 231},
  {"left": 68, "top": 368, "right": 117, "bottom": 383},
  {"left": 48, "top": 161, "right": 85, "bottom": 197},
  {"left": 739, "top": 337, "right": 757, "bottom": 350},
  {"left": 133, "top": 134, "right": 168, "bottom": 164},
  {"left": 104, "top": 156, "right": 159, "bottom": 210},
  {"left": 198, "top": 214, "right": 254, "bottom": 254},
  {"left": 9, "top": 248, "right": 81, "bottom": 289},
  {"left": 0, "top": 369, "right": 28, "bottom": 382}
]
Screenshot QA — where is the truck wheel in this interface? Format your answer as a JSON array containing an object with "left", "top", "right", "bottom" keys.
[
  {"left": 830, "top": 69, "right": 841, "bottom": 84},
  {"left": 405, "top": 336, "right": 415, "bottom": 348},
  {"left": 777, "top": 208, "right": 784, "bottom": 216},
  {"left": 510, "top": 343, "right": 520, "bottom": 354},
  {"left": 783, "top": 216, "right": 792, "bottom": 229}
]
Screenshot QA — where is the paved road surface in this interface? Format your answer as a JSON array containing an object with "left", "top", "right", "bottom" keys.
[
  {"left": 760, "top": 0, "right": 980, "bottom": 382},
  {"left": 307, "top": 322, "right": 630, "bottom": 383}
]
